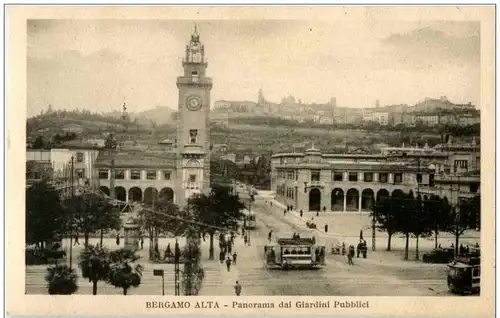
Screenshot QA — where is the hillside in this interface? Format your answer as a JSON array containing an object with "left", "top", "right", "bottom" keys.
[{"left": 27, "top": 111, "right": 477, "bottom": 154}]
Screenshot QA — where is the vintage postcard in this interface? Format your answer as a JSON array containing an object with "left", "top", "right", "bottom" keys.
[{"left": 6, "top": 5, "right": 495, "bottom": 317}]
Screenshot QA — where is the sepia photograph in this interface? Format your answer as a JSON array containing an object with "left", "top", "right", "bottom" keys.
[{"left": 6, "top": 4, "right": 495, "bottom": 317}]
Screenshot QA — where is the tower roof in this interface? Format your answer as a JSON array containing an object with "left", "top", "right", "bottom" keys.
[{"left": 191, "top": 24, "right": 200, "bottom": 42}]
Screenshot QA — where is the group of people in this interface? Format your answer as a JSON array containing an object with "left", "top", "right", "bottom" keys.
[{"left": 219, "top": 231, "right": 238, "bottom": 272}]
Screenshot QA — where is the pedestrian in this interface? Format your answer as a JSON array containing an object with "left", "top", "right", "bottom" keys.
[
  {"left": 116, "top": 233, "right": 120, "bottom": 246},
  {"left": 73, "top": 234, "right": 80, "bottom": 246},
  {"left": 226, "top": 257, "right": 232, "bottom": 271},
  {"left": 348, "top": 245, "right": 354, "bottom": 266},
  {"left": 268, "top": 230, "right": 273, "bottom": 241},
  {"left": 233, "top": 252, "right": 237, "bottom": 265},
  {"left": 324, "top": 224, "right": 328, "bottom": 233},
  {"left": 228, "top": 244, "right": 232, "bottom": 255},
  {"left": 284, "top": 209, "right": 287, "bottom": 216},
  {"left": 300, "top": 210, "right": 303, "bottom": 217},
  {"left": 220, "top": 251, "right": 225, "bottom": 264},
  {"left": 234, "top": 281, "right": 242, "bottom": 296},
  {"left": 244, "top": 235, "right": 248, "bottom": 246},
  {"left": 140, "top": 237, "right": 144, "bottom": 250},
  {"left": 475, "top": 242, "right": 479, "bottom": 248}
]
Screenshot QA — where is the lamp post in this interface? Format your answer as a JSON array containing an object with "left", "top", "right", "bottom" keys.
[{"left": 69, "top": 156, "right": 74, "bottom": 270}]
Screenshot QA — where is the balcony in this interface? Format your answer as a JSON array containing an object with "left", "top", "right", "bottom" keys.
[{"left": 176, "top": 76, "right": 213, "bottom": 87}]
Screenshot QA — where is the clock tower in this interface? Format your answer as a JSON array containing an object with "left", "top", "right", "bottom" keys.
[{"left": 175, "top": 26, "right": 213, "bottom": 208}]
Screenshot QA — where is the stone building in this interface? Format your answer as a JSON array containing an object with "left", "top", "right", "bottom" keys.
[{"left": 271, "top": 145, "right": 435, "bottom": 212}]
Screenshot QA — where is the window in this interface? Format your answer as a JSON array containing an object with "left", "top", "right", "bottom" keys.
[
  {"left": 76, "top": 152, "right": 84, "bottom": 163},
  {"left": 379, "top": 173, "right": 388, "bottom": 183},
  {"left": 394, "top": 173, "right": 403, "bottom": 184},
  {"left": 429, "top": 174, "right": 435, "bottom": 187},
  {"left": 131, "top": 170, "right": 141, "bottom": 180},
  {"left": 99, "top": 169, "right": 109, "bottom": 179},
  {"left": 115, "top": 169, "right": 125, "bottom": 179},
  {"left": 416, "top": 173, "right": 422, "bottom": 184},
  {"left": 332, "top": 171, "right": 343, "bottom": 181},
  {"left": 189, "top": 129, "right": 198, "bottom": 144},
  {"left": 469, "top": 183, "right": 479, "bottom": 193},
  {"left": 189, "top": 174, "right": 197, "bottom": 183},
  {"left": 454, "top": 160, "right": 469, "bottom": 171},
  {"left": 311, "top": 170, "right": 320, "bottom": 182},
  {"left": 348, "top": 172, "right": 358, "bottom": 182},
  {"left": 163, "top": 171, "right": 171, "bottom": 180},
  {"left": 147, "top": 170, "right": 157, "bottom": 180},
  {"left": 364, "top": 172, "right": 373, "bottom": 182},
  {"left": 295, "top": 170, "right": 298, "bottom": 181},
  {"left": 75, "top": 168, "right": 85, "bottom": 179}
]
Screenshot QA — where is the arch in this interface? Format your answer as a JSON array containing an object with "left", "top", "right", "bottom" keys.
[
  {"left": 115, "top": 186, "right": 126, "bottom": 202},
  {"left": 128, "top": 187, "right": 142, "bottom": 202},
  {"left": 408, "top": 190, "right": 414, "bottom": 198},
  {"left": 159, "top": 187, "right": 174, "bottom": 203},
  {"left": 391, "top": 189, "right": 405, "bottom": 198},
  {"left": 99, "top": 186, "right": 110, "bottom": 196},
  {"left": 423, "top": 195, "right": 429, "bottom": 201},
  {"left": 186, "top": 159, "right": 201, "bottom": 168},
  {"left": 361, "top": 189, "right": 375, "bottom": 210},
  {"left": 376, "top": 189, "right": 390, "bottom": 202},
  {"left": 346, "top": 188, "right": 359, "bottom": 211},
  {"left": 308, "top": 188, "right": 321, "bottom": 212},
  {"left": 143, "top": 187, "right": 159, "bottom": 205},
  {"left": 331, "top": 188, "right": 344, "bottom": 211}
]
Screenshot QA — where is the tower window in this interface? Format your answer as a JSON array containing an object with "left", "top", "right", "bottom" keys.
[
  {"left": 189, "top": 174, "right": 197, "bottom": 183},
  {"left": 189, "top": 129, "right": 198, "bottom": 144}
]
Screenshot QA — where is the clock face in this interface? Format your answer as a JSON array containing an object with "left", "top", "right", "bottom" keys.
[{"left": 186, "top": 95, "right": 202, "bottom": 111}]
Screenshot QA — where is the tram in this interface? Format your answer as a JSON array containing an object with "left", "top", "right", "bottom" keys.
[
  {"left": 242, "top": 209, "right": 257, "bottom": 229},
  {"left": 447, "top": 249, "right": 480, "bottom": 295},
  {"left": 264, "top": 236, "right": 326, "bottom": 269}
]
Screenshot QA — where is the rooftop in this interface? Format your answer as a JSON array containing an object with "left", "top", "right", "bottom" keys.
[{"left": 94, "top": 150, "right": 176, "bottom": 168}]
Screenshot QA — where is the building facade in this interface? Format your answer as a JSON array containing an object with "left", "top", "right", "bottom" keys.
[
  {"left": 271, "top": 146, "right": 435, "bottom": 212},
  {"left": 92, "top": 28, "right": 212, "bottom": 209}
]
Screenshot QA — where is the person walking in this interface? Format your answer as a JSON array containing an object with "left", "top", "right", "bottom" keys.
[
  {"left": 232, "top": 252, "right": 237, "bottom": 265},
  {"left": 226, "top": 257, "right": 232, "bottom": 272},
  {"left": 300, "top": 210, "right": 303, "bottom": 217},
  {"left": 220, "top": 250, "right": 225, "bottom": 264},
  {"left": 268, "top": 230, "right": 273, "bottom": 241},
  {"left": 284, "top": 209, "right": 287, "bottom": 216},
  {"left": 228, "top": 243, "right": 232, "bottom": 255},
  {"left": 244, "top": 235, "right": 248, "bottom": 246},
  {"left": 324, "top": 224, "right": 328, "bottom": 233},
  {"left": 234, "top": 281, "right": 242, "bottom": 296},
  {"left": 73, "top": 234, "right": 80, "bottom": 246},
  {"left": 140, "top": 237, "right": 144, "bottom": 250},
  {"left": 348, "top": 245, "right": 355, "bottom": 266},
  {"left": 116, "top": 233, "right": 120, "bottom": 246}
]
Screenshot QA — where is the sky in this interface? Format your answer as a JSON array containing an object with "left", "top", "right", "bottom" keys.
[{"left": 27, "top": 19, "right": 480, "bottom": 117}]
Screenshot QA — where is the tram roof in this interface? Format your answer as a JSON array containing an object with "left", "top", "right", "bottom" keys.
[{"left": 277, "top": 238, "right": 315, "bottom": 245}]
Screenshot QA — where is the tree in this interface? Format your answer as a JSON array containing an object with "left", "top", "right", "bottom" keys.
[
  {"left": 45, "top": 264, "right": 78, "bottom": 295},
  {"left": 182, "top": 224, "right": 204, "bottom": 296},
  {"left": 105, "top": 133, "right": 118, "bottom": 149},
  {"left": 33, "top": 136, "right": 45, "bottom": 149},
  {"left": 69, "top": 193, "right": 121, "bottom": 247},
  {"left": 189, "top": 186, "right": 245, "bottom": 260},
  {"left": 107, "top": 248, "right": 143, "bottom": 295},
  {"left": 411, "top": 195, "right": 432, "bottom": 260},
  {"left": 445, "top": 196, "right": 481, "bottom": 255},
  {"left": 78, "top": 245, "right": 111, "bottom": 295},
  {"left": 139, "top": 199, "right": 184, "bottom": 261},
  {"left": 371, "top": 196, "right": 399, "bottom": 251},
  {"left": 396, "top": 193, "right": 415, "bottom": 260},
  {"left": 423, "top": 195, "right": 452, "bottom": 249},
  {"left": 26, "top": 181, "right": 66, "bottom": 250}
]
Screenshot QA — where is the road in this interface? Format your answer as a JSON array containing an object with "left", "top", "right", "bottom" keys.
[{"left": 25, "top": 196, "right": 453, "bottom": 296}]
